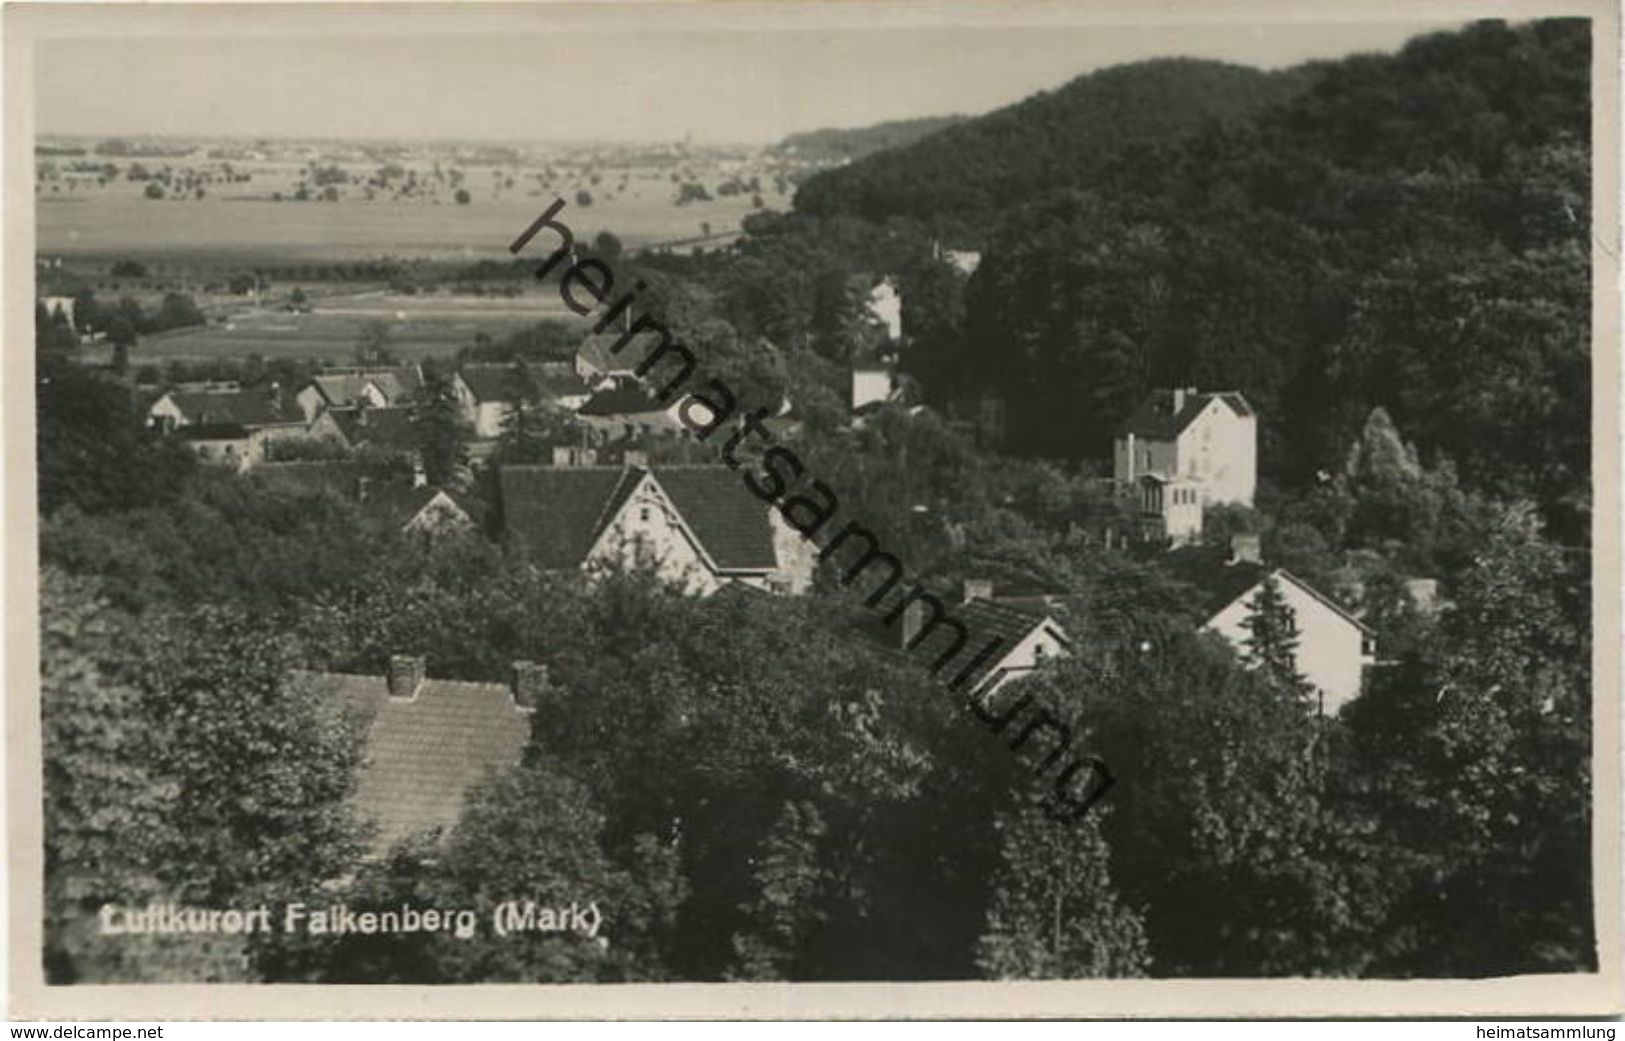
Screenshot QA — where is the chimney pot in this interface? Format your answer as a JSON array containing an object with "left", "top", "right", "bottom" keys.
[
  {"left": 512, "top": 660, "right": 547, "bottom": 713},
  {"left": 386, "top": 654, "right": 425, "bottom": 700}
]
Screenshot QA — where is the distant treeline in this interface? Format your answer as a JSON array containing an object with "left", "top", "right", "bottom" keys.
[{"left": 769, "top": 115, "right": 969, "bottom": 164}]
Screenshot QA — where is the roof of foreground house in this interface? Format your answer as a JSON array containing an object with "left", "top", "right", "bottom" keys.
[
  {"left": 499, "top": 464, "right": 778, "bottom": 573},
  {"left": 1117, "top": 389, "right": 1253, "bottom": 441},
  {"left": 294, "top": 669, "right": 529, "bottom": 851}
]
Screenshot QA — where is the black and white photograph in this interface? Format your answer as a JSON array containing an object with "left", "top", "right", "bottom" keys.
[{"left": 7, "top": 0, "right": 1620, "bottom": 1020}]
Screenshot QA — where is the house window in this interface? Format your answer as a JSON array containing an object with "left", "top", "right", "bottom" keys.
[{"left": 639, "top": 506, "right": 651, "bottom": 523}]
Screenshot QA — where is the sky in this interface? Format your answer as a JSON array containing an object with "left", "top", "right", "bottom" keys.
[{"left": 35, "top": 4, "right": 1463, "bottom": 145}]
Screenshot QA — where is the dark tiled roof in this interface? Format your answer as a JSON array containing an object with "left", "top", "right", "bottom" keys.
[
  {"left": 294, "top": 670, "right": 529, "bottom": 851},
  {"left": 329, "top": 406, "right": 419, "bottom": 450},
  {"left": 361, "top": 484, "right": 467, "bottom": 531},
  {"left": 1162, "top": 545, "right": 1270, "bottom": 616},
  {"left": 499, "top": 466, "right": 643, "bottom": 569},
  {"left": 168, "top": 388, "right": 299, "bottom": 428},
  {"left": 499, "top": 464, "right": 778, "bottom": 573},
  {"left": 309, "top": 367, "right": 424, "bottom": 408},
  {"left": 459, "top": 364, "right": 532, "bottom": 404},
  {"left": 1117, "top": 389, "right": 1253, "bottom": 440},
  {"left": 577, "top": 380, "right": 670, "bottom": 418},
  {"left": 1162, "top": 545, "right": 1366, "bottom": 629},
  {"left": 862, "top": 592, "right": 1062, "bottom": 691},
  {"left": 652, "top": 467, "right": 779, "bottom": 571}
]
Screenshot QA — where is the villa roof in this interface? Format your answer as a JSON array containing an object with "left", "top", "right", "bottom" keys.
[
  {"left": 294, "top": 669, "right": 529, "bottom": 852},
  {"left": 1117, "top": 389, "right": 1253, "bottom": 441}
]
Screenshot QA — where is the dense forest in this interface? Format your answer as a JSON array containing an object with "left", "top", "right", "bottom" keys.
[
  {"left": 793, "top": 58, "right": 1318, "bottom": 229},
  {"left": 39, "top": 18, "right": 1595, "bottom": 984}
]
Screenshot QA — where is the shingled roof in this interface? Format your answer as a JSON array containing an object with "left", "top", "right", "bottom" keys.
[
  {"left": 576, "top": 379, "right": 671, "bottom": 418},
  {"left": 328, "top": 406, "right": 420, "bottom": 450},
  {"left": 499, "top": 464, "right": 778, "bottom": 574},
  {"left": 650, "top": 466, "right": 779, "bottom": 570},
  {"left": 459, "top": 364, "right": 533, "bottom": 404},
  {"left": 1163, "top": 545, "right": 1369, "bottom": 630},
  {"left": 165, "top": 387, "right": 300, "bottom": 428},
  {"left": 864, "top": 587, "right": 1066, "bottom": 695},
  {"left": 295, "top": 669, "right": 530, "bottom": 852},
  {"left": 1117, "top": 389, "right": 1253, "bottom": 440},
  {"left": 309, "top": 366, "right": 424, "bottom": 409}
]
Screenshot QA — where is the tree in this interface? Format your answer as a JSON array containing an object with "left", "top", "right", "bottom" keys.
[
  {"left": 416, "top": 364, "right": 470, "bottom": 487},
  {"left": 593, "top": 230, "right": 623, "bottom": 263},
  {"left": 575, "top": 189, "right": 594, "bottom": 207},
  {"left": 143, "top": 182, "right": 164, "bottom": 200},
  {"left": 976, "top": 803, "right": 1149, "bottom": 978},
  {"left": 354, "top": 319, "right": 394, "bottom": 365},
  {"left": 105, "top": 315, "right": 137, "bottom": 374},
  {"left": 1240, "top": 574, "right": 1310, "bottom": 699},
  {"left": 281, "top": 764, "right": 684, "bottom": 983},
  {"left": 454, "top": 188, "right": 471, "bottom": 205}
]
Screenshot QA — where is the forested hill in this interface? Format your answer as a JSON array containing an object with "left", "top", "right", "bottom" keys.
[
  {"left": 769, "top": 115, "right": 967, "bottom": 164},
  {"left": 946, "top": 19, "right": 1590, "bottom": 535},
  {"left": 791, "top": 58, "right": 1318, "bottom": 227}
]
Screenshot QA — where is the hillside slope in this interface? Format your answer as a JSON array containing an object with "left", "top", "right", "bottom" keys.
[{"left": 792, "top": 58, "right": 1317, "bottom": 227}]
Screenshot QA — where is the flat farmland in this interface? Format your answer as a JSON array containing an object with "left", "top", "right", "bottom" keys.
[
  {"left": 108, "top": 291, "right": 577, "bottom": 365},
  {"left": 37, "top": 160, "right": 770, "bottom": 265}
]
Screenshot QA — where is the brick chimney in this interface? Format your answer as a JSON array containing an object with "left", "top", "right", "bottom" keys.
[
  {"left": 411, "top": 454, "right": 427, "bottom": 488},
  {"left": 386, "top": 654, "right": 425, "bottom": 701},
  {"left": 512, "top": 660, "right": 548, "bottom": 713},
  {"left": 962, "top": 578, "right": 994, "bottom": 603},
  {"left": 357, "top": 475, "right": 372, "bottom": 502},
  {"left": 1229, "top": 533, "right": 1262, "bottom": 565}
]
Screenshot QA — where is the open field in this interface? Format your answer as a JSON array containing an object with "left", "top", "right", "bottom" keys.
[
  {"left": 37, "top": 157, "right": 773, "bottom": 265},
  {"left": 83, "top": 291, "right": 579, "bottom": 365}
]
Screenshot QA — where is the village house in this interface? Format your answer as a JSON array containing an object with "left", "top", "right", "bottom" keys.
[
  {"left": 575, "top": 376, "right": 690, "bottom": 437},
  {"left": 361, "top": 483, "right": 476, "bottom": 538},
  {"left": 319, "top": 405, "right": 421, "bottom": 456},
  {"left": 454, "top": 364, "right": 529, "bottom": 439},
  {"left": 576, "top": 329, "right": 642, "bottom": 386},
  {"left": 294, "top": 656, "right": 539, "bottom": 854},
  {"left": 147, "top": 383, "right": 311, "bottom": 471},
  {"left": 500, "top": 462, "right": 816, "bottom": 595},
  {"left": 1168, "top": 534, "right": 1376, "bottom": 715},
  {"left": 39, "top": 295, "right": 76, "bottom": 328},
  {"left": 863, "top": 578, "right": 1072, "bottom": 695},
  {"left": 1114, "top": 387, "right": 1258, "bottom": 544},
  {"left": 255, "top": 457, "right": 470, "bottom": 537},
  {"left": 295, "top": 365, "right": 425, "bottom": 422}
]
